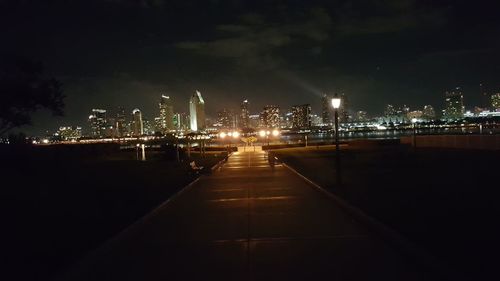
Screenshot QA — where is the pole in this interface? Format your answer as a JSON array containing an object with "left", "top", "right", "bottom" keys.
[
  {"left": 175, "top": 136, "right": 180, "bottom": 162},
  {"left": 413, "top": 123, "right": 417, "bottom": 150},
  {"left": 335, "top": 109, "right": 341, "bottom": 185},
  {"left": 305, "top": 134, "right": 308, "bottom": 147}
]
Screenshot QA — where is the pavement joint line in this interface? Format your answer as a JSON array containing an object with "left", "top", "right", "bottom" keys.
[
  {"left": 278, "top": 158, "right": 459, "bottom": 281},
  {"left": 208, "top": 196, "right": 296, "bottom": 202},
  {"left": 211, "top": 234, "right": 370, "bottom": 244},
  {"left": 209, "top": 188, "right": 247, "bottom": 192}
]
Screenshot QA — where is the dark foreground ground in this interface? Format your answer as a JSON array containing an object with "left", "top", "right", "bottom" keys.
[
  {"left": 274, "top": 144, "right": 499, "bottom": 280},
  {"left": 0, "top": 144, "right": 226, "bottom": 281}
]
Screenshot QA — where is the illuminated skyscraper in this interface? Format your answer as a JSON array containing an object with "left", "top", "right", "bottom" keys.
[
  {"left": 132, "top": 108, "right": 143, "bottom": 136},
  {"left": 159, "top": 95, "right": 174, "bottom": 132},
  {"left": 442, "top": 88, "right": 465, "bottom": 120},
  {"left": 492, "top": 93, "right": 500, "bottom": 111},
  {"left": 291, "top": 104, "right": 311, "bottom": 129},
  {"left": 384, "top": 104, "right": 396, "bottom": 117},
  {"left": 339, "top": 93, "right": 350, "bottom": 123},
  {"left": 356, "top": 111, "right": 368, "bottom": 122},
  {"left": 116, "top": 106, "right": 127, "bottom": 137},
  {"left": 240, "top": 99, "right": 250, "bottom": 128},
  {"left": 422, "top": 105, "right": 436, "bottom": 120},
  {"left": 321, "top": 94, "right": 331, "bottom": 125},
  {"left": 57, "top": 126, "right": 82, "bottom": 140},
  {"left": 261, "top": 105, "right": 280, "bottom": 128},
  {"left": 189, "top": 90, "right": 205, "bottom": 131},
  {"left": 88, "top": 109, "right": 107, "bottom": 138},
  {"left": 217, "top": 109, "right": 232, "bottom": 129},
  {"left": 142, "top": 118, "right": 154, "bottom": 135},
  {"left": 249, "top": 114, "right": 260, "bottom": 128}
]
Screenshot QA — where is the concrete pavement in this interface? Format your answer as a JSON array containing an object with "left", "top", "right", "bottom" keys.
[{"left": 58, "top": 150, "right": 435, "bottom": 281}]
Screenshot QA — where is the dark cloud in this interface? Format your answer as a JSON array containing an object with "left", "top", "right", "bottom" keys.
[{"left": 176, "top": 7, "right": 332, "bottom": 70}]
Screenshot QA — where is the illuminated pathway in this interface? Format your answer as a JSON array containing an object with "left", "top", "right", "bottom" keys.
[{"left": 59, "top": 150, "right": 434, "bottom": 281}]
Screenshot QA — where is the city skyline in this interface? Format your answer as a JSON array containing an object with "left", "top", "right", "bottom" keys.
[{"left": 35, "top": 88, "right": 500, "bottom": 139}]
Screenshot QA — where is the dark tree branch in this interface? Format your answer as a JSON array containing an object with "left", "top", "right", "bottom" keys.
[{"left": 0, "top": 56, "right": 65, "bottom": 136}]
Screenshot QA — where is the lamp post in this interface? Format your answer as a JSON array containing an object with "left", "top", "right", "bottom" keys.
[
  {"left": 331, "top": 95, "right": 342, "bottom": 186},
  {"left": 175, "top": 134, "right": 180, "bottom": 162},
  {"left": 411, "top": 118, "right": 417, "bottom": 150},
  {"left": 232, "top": 131, "right": 240, "bottom": 152},
  {"left": 136, "top": 143, "right": 140, "bottom": 160}
]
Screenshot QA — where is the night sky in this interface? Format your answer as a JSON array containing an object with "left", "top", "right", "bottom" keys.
[{"left": 2, "top": 0, "right": 500, "bottom": 135}]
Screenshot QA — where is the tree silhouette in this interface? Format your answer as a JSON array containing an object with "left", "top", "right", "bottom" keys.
[{"left": 0, "top": 57, "right": 65, "bottom": 136}]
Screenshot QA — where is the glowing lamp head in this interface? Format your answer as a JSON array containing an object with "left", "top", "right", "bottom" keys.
[
  {"left": 266, "top": 130, "right": 271, "bottom": 135},
  {"left": 232, "top": 131, "right": 240, "bottom": 138},
  {"left": 331, "top": 97, "right": 341, "bottom": 109},
  {"left": 219, "top": 132, "right": 227, "bottom": 139},
  {"left": 259, "top": 130, "right": 266, "bottom": 137},
  {"left": 411, "top": 118, "right": 418, "bottom": 124},
  {"left": 272, "top": 129, "right": 280, "bottom": 137}
]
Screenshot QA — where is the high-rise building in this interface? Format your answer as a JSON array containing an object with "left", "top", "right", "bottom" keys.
[
  {"left": 407, "top": 111, "right": 423, "bottom": 120},
  {"left": 189, "top": 90, "right": 205, "bottom": 131},
  {"left": 57, "top": 126, "right": 82, "bottom": 140},
  {"left": 154, "top": 117, "right": 163, "bottom": 133},
  {"left": 398, "top": 105, "right": 410, "bottom": 123},
  {"left": 422, "top": 105, "right": 436, "bottom": 120},
  {"left": 260, "top": 105, "right": 280, "bottom": 128},
  {"left": 115, "top": 106, "right": 127, "bottom": 137},
  {"left": 492, "top": 93, "right": 500, "bottom": 111},
  {"left": 240, "top": 99, "right": 250, "bottom": 129},
  {"left": 384, "top": 104, "right": 396, "bottom": 117},
  {"left": 310, "top": 114, "right": 322, "bottom": 127},
  {"left": 339, "top": 93, "right": 350, "bottom": 123},
  {"left": 382, "top": 104, "right": 407, "bottom": 123},
  {"left": 282, "top": 111, "right": 293, "bottom": 128},
  {"left": 291, "top": 104, "right": 311, "bottom": 129},
  {"left": 132, "top": 108, "right": 143, "bottom": 136},
  {"left": 88, "top": 109, "right": 107, "bottom": 138},
  {"left": 249, "top": 114, "right": 260, "bottom": 128},
  {"left": 142, "top": 118, "right": 154, "bottom": 135},
  {"left": 321, "top": 94, "right": 331, "bottom": 125},
  {"left": 356, "top": 111, "right": 368, "bottom": 122},
  {"left": 217, "top": 109, "right": 232, "bottom": 129},
  {"left": 442, "top": 88, "right": 465, "bottom": 120},
  {"left": 159, "top": 95, "right": 174, "bottom": 132}
]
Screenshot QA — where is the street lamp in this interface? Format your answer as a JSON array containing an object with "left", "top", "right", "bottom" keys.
[
  {"left": 331, "top": 94, "right": 342, "bottom": 185},
  {"left": 411, "top": 118, "right": 417, "bottom": 150}
]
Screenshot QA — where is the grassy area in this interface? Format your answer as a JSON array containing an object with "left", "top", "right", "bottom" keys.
[
  {"left": 273, "top": 145, "right": 499, "bottom": 280},
  {"left": 1, "top": 145, "right": 226, "bottom": 281}
]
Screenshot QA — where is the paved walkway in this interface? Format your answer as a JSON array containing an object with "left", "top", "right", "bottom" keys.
[{"left": 59, "top": 151, "right": 434, "bottom": 281}]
